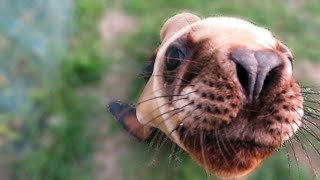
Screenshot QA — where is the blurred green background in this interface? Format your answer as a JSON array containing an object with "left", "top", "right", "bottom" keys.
[{"left": 0, "top": 0, "right": 319, "bottom": 179}]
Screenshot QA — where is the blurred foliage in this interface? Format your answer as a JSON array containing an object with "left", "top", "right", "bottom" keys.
[
  {"left": 0, "top": 0, "right": 318, "bottom": 180},
  {"left": 64, "top": 0, "right": 110, "bottom": 85},
  {"left": 5, "top": 0, "right": 109, "bottom": 179},
  {"left": 13, "top": 86, "right": 93, "bottom": 180}
]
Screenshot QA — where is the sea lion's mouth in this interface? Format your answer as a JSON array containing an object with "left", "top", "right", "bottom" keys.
[
  {"left": 176, "top": 125, "right": 277, "bottom": 178},
  {"left": 177, "top": 124, "right": 279, "bottom": 149}
]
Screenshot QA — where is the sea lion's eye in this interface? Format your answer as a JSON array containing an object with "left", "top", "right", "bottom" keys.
[{"left": 165, "top": 46, "right": 186, "bottom": 71}]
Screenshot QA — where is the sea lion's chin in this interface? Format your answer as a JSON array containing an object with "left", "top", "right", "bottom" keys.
[{"left": 176, "top": 125, "right": 278, "bottom": 178}]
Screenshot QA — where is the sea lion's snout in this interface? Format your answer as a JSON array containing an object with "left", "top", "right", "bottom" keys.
[
  {"left": 134, "top": 13, "right": 304, "bottom": 178},
  {"left": 230, "top": 48, "right": 283, "bottom": 103}
]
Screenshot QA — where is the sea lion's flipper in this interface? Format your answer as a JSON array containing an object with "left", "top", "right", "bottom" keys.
[{"left": 108, "top": 101, "right": 154, "bottom": 141}]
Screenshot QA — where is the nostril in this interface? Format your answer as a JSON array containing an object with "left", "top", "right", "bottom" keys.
[
  {"left": 230, "top": 48, "right": 283, "bottom": 102},
  {"left": 253, "top": 50, "right": 283, "bottom": 100},
  {"left": 260, "top": 66, "right": 282, "bottom": 94},
  {"left": 230, "top": 48, "right": 257, "bottom": 98},
  {"left": 235, "top": 62, "right": 249, "bottom": 92}
]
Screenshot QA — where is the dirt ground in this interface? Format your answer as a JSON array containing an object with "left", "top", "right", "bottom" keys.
[{"left": 93, "top": 9, "right": 138, "bottom": 180}]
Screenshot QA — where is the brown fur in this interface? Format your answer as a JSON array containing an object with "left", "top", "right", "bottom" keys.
[
  {"left": 160, "top": 32, "right": 303, "bottom": 177},
  {"left": 133, "top": 13, "right": 304, "bottom": 178}
]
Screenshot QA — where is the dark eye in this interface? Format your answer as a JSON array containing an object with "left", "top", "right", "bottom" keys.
[{"left": 165, "top": 46, "right": 186, "bottom": 71}]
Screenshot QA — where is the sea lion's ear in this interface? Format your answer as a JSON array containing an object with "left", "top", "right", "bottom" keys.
[
  {"left": 160, "top": 13, "right": 201, "bottom": 42},
  {"left": 108, "top": 101, "right": 155, "bottom": 141}
]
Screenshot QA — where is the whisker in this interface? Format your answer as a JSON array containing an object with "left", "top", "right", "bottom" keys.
[
  {"left": 148, "top": 130, "right": 164, "bottom": 151},
  {"left": 141, "top": 102, "right": 192, "bottom": 132},
  {"left": 200, "top": 130, "right": 210, "bottom": 174},
  {"left": 291, "top": 106, "right": 320, "bottom": 144},
  {"left": 173, "top": 110, "right": 205, "bottom": 157},
  {"left": 185, "top": 16, "right": 196, "bottom": 33},
  {"left": 139, "top": 58, "right": 207, "bottom": 82},
  {"left": 161, "top": 64, "right": 203, "bottom": 76},
  {"left": 301, "top": 86, "right": 320, "bottom": 89},
  {"left": 299, "top": 129, "right": 320, "bottom": 156},
  {"left": 301, "top": 92, "right": 320, "bottom": 95},
  {"left": 283, "top": 143, "right": 292, "bottom": 178},
  {"left": 288, "top": 121, "right": 318, "bottom": 178},
  {"left": 168, "top": 107, "right": 200, "bottom": 138},
  {"left": 138, "top": 97, "right": 188, "bottom": 122},
  {"left": 304, "top": 99, "right": 320, "bottom": 106},
  {"left": 215, "top": 131, "right": 229, "bottom": 156},
  {"left": 136, "top": 91, "right": 196, "bottom": 106},
  {"left": 148, "top": 132, "right": 169, "bottom": 167},
  {"left": 153, "top": 102, "right": 193, "bottom": 128},
  {"left": 121, "top": 103, "right": 190, "bottom": 142},
  {"left": 157, "top": 133, "right": 169, "bottom": 153},
  {"left": 300, "top": 122, "right": 320, "bottom": 143},
  {"left": 304, "top": 104, "right": 320, "bottom": 114},
  {"left": 297, "top": 105, "right": 320, "bottom": 120},
  {"left": 139, "top": 102, "right": 194, "bottom": 152},
  {"left": 302, "top": 123, "right": 320, "bottom": 142},
  {"left": 298, "top": 127, "right": 320, "bottom": 155},
  {"left": 296, "top": 133, "right": 320, "bottom": 180},
  {"left": 142, "top": 83, "right": 195, "bottom": 97},
  {"left": 154, "top": 132, "right": 167, "bottom": 150},
  {"left": 287, "top": 134, "right": 301, "bottom": 179},
  {"left": 300, "top": 126, "right": 320, "bottom": 142},
  {"left": 304, "top": 111, "right": 320, "bottom": 121},
  {"left": 168, "top": 142, "right": 181, "bottom": 165},
  {"left": 222, "top": 127, "right": 237, "bottom": 156},
  {"left": 139, "top": 74, "right": 193, "bottom": 83},
  {"left": 302, "top": 117, "right": 320, "bottom": 131},
  {"left": 163, "top": 56, "right": 207, "bottom": 67},
  {"left": 289, "top": 107, "right": 320, "bottom": 155},
  {"left": 215, "top": 128, "right": 230, "bottom": 168}
]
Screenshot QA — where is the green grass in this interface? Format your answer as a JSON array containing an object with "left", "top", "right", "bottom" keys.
[
  {"left": 13, "top": 87, "right": 93, "bottom": 180},
  {"left": 12, "top": 0, "right": 110, "bottom": 179},
  {"left": 10, "top": 0, "right": 320, "bottom": 179}
]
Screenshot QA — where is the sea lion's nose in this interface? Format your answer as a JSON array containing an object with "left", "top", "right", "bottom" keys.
[{"left": 230, "top": 48, "right": 282, "bottom": 102}]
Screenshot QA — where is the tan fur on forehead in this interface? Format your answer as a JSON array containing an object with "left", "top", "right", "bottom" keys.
[{"left": 160, "top": 13, "right": 276, "bottom": 48}]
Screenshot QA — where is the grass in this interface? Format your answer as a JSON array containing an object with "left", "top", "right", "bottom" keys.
[
  {"left": 13, "top": 87, "right": 93, "bottom": 180},
  {"left": 8, "top": 0, "right": 320, "bottom": 179},
  {"left": 12, "top": 0, "right": 109, "bottom": 179}
]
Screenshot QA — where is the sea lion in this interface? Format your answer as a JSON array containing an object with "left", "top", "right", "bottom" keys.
[{"left": 108, "top": 13, "right": 307, "bottom": 178}]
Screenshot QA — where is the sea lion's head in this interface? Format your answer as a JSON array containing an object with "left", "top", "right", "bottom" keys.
[{"left": 136, "top": 13, "right": 304, "bottom": 178}]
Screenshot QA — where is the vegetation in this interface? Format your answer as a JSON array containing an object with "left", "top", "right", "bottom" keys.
[
  {"left": 12, "top": 0, "right": 109, "bottom": 179},
  {"left": 6, "top": 0, "right": 320, "bottom": 180}
]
